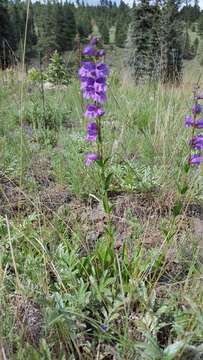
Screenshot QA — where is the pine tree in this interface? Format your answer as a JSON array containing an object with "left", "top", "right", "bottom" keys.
[
  {"left": 148, "top": 3, "right": 161, "bottom": 81},
  {"left": 160, "top": 0, "right": 183, "bottom": 82},
  {"left": 198, "top": 12, "right": 203, "bottom": 37},
  {"left": 75, "top": 7, "right": 92, "bottom": 43},
  {"left": 180, "top": 3, "right": 200, "bottom": 24},
  {"left": 115, "top": 1, "right": 130, "bottom": 48},
  {"left": 24, "top": 3, "right": 37, "bottom": 60},
  {"left": 194, "top": 0, "right": 200, "bottom": 19},
  {"left": 55, "top": 3, "right": 76, "bottom": 52},
  {"left": 63, "top": 3, "right": 76, "bottom": 50},
  {"left": 0, "top": 0, "right": 12, "bottom": 67},
  {"left": 98, "top": 21, "right": 109, "bottom": 44},
  {"left": 126, "top": 0, "right": 183, "bottom": 83},
  {"left": 183, "top": 29, "right": 194, "bottom": 59},
  {"left": 37, "top": 1, "right": 58, "bottom": 58},
  {"left": 126, "top": 0, "right": 157, "bottom": 82},
  {"left": 0, "top": 0, "right": 123, "bottom": 66},
  {"left": 8, "top": 0, "right": 21, "bottom": 53}
]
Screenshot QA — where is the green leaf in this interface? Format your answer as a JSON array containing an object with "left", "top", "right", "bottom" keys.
[
  {"left": 96, "top": 159, "right": 104, "bottom": 167},
  {"left": 183, "top": 162, "right": 190, "bottom": 174},
  {"left": 172, "top": 201, "right": 183, "bottom": 217},
  {"left": 104, "top": 172, "right": 113, "bottom": 191},
  {"left": 103, "top": 194, "right": 111, "bottom": 214},
  {"left": 103, "top": 157, "right": 110, "bottom": 166},
  {"left": 180, "top": 184, "right": 189, "bottom": 194}
]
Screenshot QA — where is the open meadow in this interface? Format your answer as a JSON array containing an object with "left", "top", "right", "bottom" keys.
[{"left": 0, "top": 45, "right": 203, "bottom": 359}]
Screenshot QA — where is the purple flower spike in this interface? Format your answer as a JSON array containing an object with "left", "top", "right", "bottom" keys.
[
  {"left": 86, "top": 122, "right": 98, "bottom": 142},
  {"left": 97, "top": 49, "right": 105, "bottom": 57},
  {"left": 79, "top": 39, "right": 109, "bottom": 166},
  {"left": 192, "top": 103, "right": 202, "bottom": 114},
  {"left": 83, "top": 46, "right": 97, "bottom": 57},
  {"left": 84, "top": 104, "right": 105, "bottom": 118},
  {"left": 85, "top": 153, "right": 99, "bottom": 165},
  {"left": 185, "top": 115, "right": 194, "bottom": 127},
  {"left": 189, "top": 154, "right": 203, "bottom": 165}
]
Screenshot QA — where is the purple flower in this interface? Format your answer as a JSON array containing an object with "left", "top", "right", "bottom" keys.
[
  {"left": 84, "top": 104, "right": 105, "bottom": 118},
  {"left": 93, "top": 91, "right": 107, "bottom": 104},
  {"left": 79, "top": 62, "right": 96, "bottom": 78},
  {"left": 189, "top": 154, "right": 203, "bottom": 165},
  {"left": 94, "top": 77, "right": 107, "bottom": 93},
  {"left": 86, "top": 122, "right": 98, "bottom": 142},
  {"left": 80, "top": 77, "right": 95, "bottom": 90},
  {"left": 184, "top": 116, "right": 203, "bottom": 129},
  {"left": 96, "top": 63, "right": 109, "bottom": 78},
  {"left": 190, "top": 135, "right": 203, "bottom": 149},
  {"left": 83, "top": 88, "right": 107, "bottom": 103},
  {"left": 82, "top": 86, "right": 95, "bottom": 100},
  {"left": 85, "top": 153, "right": 99, "bottom": 165},
  {"left": 195, "top": 95, "right": 203, "bottom": 100},
  {"left": 185, "top": 116, "right": 194, "bottom": 127},
  {"left": 192, "top": 103, "right": 202, "bottom": 114},
  {"left": 83, "top": 46, "right": 97, "bottom": 57},
  {"left": 195, "top": 119, "right": 203, "bottom": 128},
  {"left": 97, "top": 49, "right": 105, "bottom": 57}
]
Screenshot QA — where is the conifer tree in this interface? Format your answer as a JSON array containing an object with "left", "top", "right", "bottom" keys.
[
  {"left": 198, "top": 12, "right": 203, "bottom": 36},
  {"left": 98, "top": 21, "right": 109, "bottom": 44},
  {"left": 0, "top": 0, "right": 12, "bottom": 67},
  {"left": 55, "top": 3, "right": 76, "bottom": 52},
  {"left": 63, "top": 3, "right": 76, "bottom": 50},
  {"left": 183, "top": 29, "right": 194, "bottom": 59},
  {"left": 115, "top": 1, "right": 130, "bottom": 48},
  {"left": 37, "top": 1, "right": 58, "bottom": 58},
  {"left": 75, "top": 7, "right": 92, "bottom": 43},
  {"left": 126, "top": 0, "right": 157, "bottom": 81},
  {"left": 8, "top": 0, "right": 21, "bottom": 53},
  {"left": 24, "top": 3, "right": 37, "bottom": 60},
  {"left": 1, "top": 0, "right": 123, "bottom": 66},
  {"left": 148, "top": 3, "right": 161, "bottom": 80},
  {"left": 160, "top": 0, "right": 183, "bottom": 82},
  {"left": 126, "top": 0, "right": 183, "bottom": 83},
  {"left": 194, "top": 0, "right": 200, "bottom": 19}
]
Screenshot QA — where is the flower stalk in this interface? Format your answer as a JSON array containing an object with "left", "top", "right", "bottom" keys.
[{"left": 79, "top": 37, "right": 113, "bottom": 241}]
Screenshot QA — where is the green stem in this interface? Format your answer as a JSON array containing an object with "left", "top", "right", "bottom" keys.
[{"left": 96, "top": 115, "right": 113, "bottom": 243}]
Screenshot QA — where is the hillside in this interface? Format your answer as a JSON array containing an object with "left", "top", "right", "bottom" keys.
[
  {"left": 0, "top": 45, "right": 203, "bottom": 358},
  {"left": 1, "top": 1, "right": 203, "bottom": 358}
]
